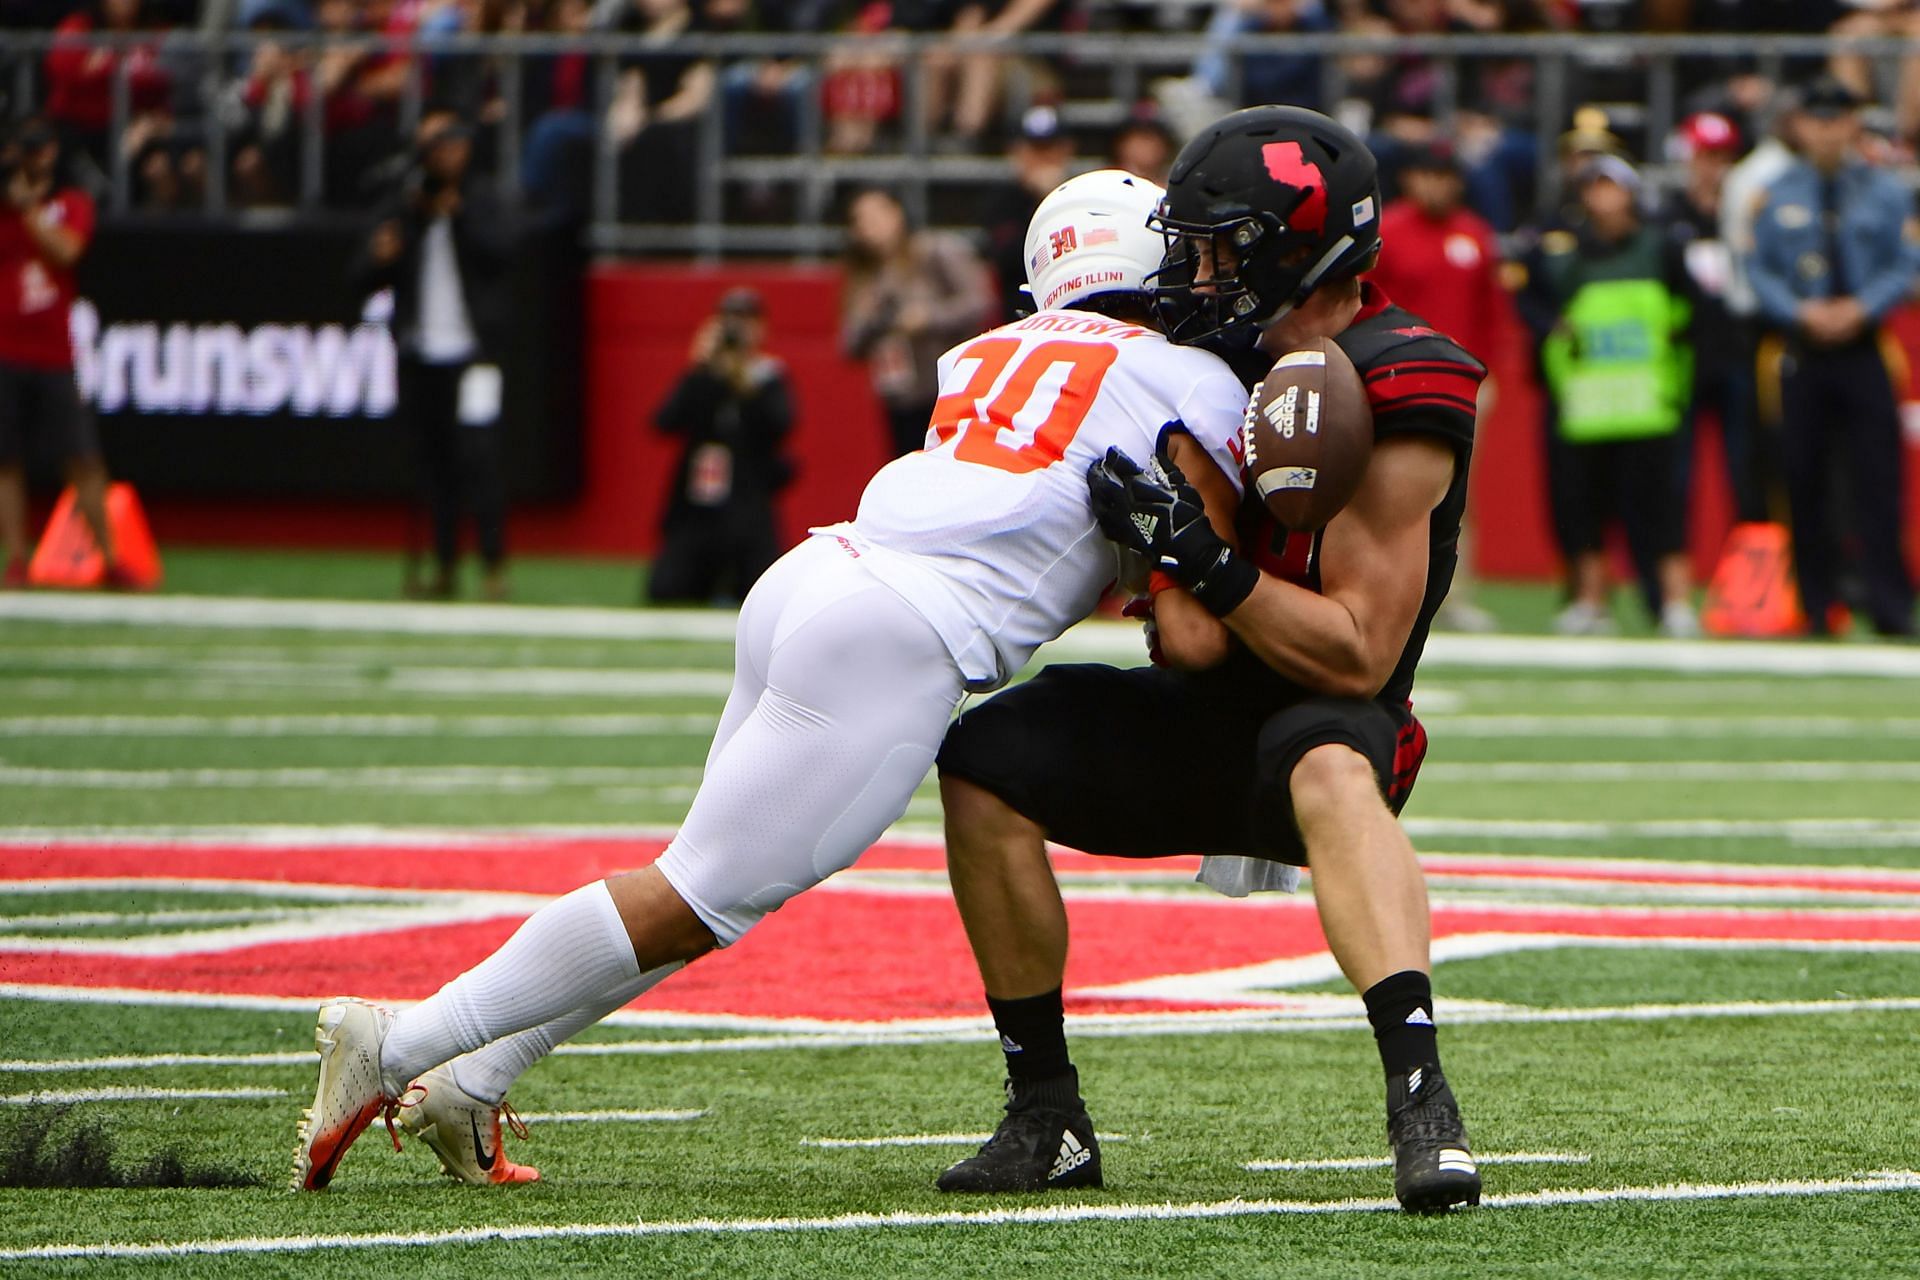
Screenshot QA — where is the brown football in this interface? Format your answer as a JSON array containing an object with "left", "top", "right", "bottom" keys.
[{"left": 1239, "top": 337, "right": 1374, "bottom": 531}]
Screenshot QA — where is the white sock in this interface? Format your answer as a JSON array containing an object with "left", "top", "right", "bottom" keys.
[
  {"left": 380, "top": 881, "right": 641, "bottom": 1095},
  {"left": 446, "top": 961, "right": 683, "bottom": 1105}
]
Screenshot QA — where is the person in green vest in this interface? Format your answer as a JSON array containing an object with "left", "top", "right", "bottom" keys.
[{"left": 1523, "top": 154, "right": 1698, "bottom": 637}]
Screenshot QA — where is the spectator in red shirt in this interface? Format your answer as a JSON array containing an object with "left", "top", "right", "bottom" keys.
[
  {"left": 44, "top": 0, "right": 173, "bottom": 170},
  {"left": 0, "top": 121, "right": 126, "bottom": 590},
  {"left": 1371, "top": 140, "right": 1511, "bottom": 366},
  {"left": 1370, "top": 139, "right": 1512, "bottom": 632}
]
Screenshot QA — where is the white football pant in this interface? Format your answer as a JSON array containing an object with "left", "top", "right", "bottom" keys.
[{"left": 655, "top": 533, "right": 966, "bottom": 944}]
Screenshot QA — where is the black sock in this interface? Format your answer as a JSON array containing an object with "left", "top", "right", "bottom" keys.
[
  {"left": 986, "top": 988, "right": 1072, "bottom": 1084},
  {"left": 1363, "top": 970, "right": 1440, "bottom": 1079}
]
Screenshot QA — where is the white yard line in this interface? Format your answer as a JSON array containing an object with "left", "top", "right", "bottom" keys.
[
  {"left": 0, "top": 1086, "right": 285, "bottom": 1105},
  {"left": 5, "top": 994, "right": 1920, "bottom": 1074},
  {"left": 0, "top": 878, "right": 457, "bottom": 902},
  {"left": 0, "top": 908, "right": 329, "bottom": 930},
  {"left": 0, "top": 764, "right": 705, "bottom": 793},
  {"left": 9, "top": 822, "right": 1920, "bottom": 877},
  {"left": 1405, "top": 818, "right": 1920, "bottom": 847},
  {"left": 0, "top": 1051, "right": 314, "bottom": 1073},
  {"left": 386, "top": 669, "right": 736, "bottom": 696},
  {"left": 0, "top": 679, "right": 725, "bottom": 705},
  {"left": 9, "top": 818, "right": 1920, "bottom": 854},
  {"left": 802, "top": 1133, "right": 1129, "bottom": 1149},
  {"left": 1, "top": 1173, "right": 1915, "bottom": 1261},
  {"left": 6, "top": 592, "right": 1920, "bottom": 676},
  {"left": 1246, "top": 1151, "right": 1590, "bottom": 1172},
  {"left": 1417, "top": 846, "right": 1920, "bottom": 884},
  {"left": 0, "top": 594, "right": 745, "bottom": 641},
  {"left": 517, "top": 1109, "right": 706, "bottom": 1124},
  {"left": 1422, "top": 761, "right": 1920, "bottom": 783},
  {"left": 825, "top": 865, "right": 1920, "bottom": 914},
  {"left": 3, "top": 904, "right": 553, "bottom": 960},
  {"left": 1423, "top": 714, "right": 1920, "bottom": 738},
  {"left": 0, "top": 657, "right": 736, "bottom": 699},
  {"left": 0, "top": 713, "right": 719, "bottom": 738},
  {"left": 0, "top": 823, "right": 694, "bottom": 847}
]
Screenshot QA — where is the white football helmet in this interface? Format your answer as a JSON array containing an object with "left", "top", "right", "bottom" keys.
[{"left": 1022, "top": 168, "right": 1169, "bottom": 313}]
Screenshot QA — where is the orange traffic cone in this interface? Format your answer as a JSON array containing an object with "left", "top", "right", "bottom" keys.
[
  {"left": 27, "top": 483, "right": 162, "bottom": 591},
  {"left": 1700, "top": 522, "right": 1806, "bottom": 638}
]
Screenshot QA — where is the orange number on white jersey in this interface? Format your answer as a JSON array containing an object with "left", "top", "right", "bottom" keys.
[{"left": 927, "top": 338, "right": 1118, "bottom": 475}]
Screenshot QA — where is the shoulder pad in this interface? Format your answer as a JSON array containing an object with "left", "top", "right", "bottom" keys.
[
  {"left": 1339, "top": 309, "right": 1484, "bottom": 450},
  {"left": 1339, "top": 308, "right": 1487, "bottom": 381}
]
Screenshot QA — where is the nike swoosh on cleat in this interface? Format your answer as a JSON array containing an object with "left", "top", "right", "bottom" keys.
[{"left": 470, "top": 1115, "right": 498, "bottom": 1171}]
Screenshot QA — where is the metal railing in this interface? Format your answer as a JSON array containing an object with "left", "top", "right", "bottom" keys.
[{"left": 2, "top": 29, "right": 1917, "bottom": 257}]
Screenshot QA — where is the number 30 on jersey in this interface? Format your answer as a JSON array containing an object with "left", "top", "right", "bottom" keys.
[{"left": 927, "top": 338, "right": 1117, "bottom": 475}]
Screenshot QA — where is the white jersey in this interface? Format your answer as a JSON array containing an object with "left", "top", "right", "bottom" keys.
[{"left": 820, "top": 309, "right": 1248, "bottom": 690}]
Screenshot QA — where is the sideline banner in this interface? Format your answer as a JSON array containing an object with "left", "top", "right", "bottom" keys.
[{"left": 66, "top": 218, "right": 582, "bottom": 503}]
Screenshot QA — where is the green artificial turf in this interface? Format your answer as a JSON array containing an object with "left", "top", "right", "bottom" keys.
[{"left": 2, "top": 578, "right": 1918, "bottom": 1275}]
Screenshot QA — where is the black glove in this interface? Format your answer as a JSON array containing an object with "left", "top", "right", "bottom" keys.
[{"left": 1085, "top": 445, "right": 1259, "bottom": 617}]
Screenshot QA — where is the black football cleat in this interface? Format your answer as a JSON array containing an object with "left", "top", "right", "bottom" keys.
[
  {"left": 1386, "top": 1065, "right": 1481, "bottom": 1213},
  {"left": 936, "top": 1073, "right": 1103, "bottom": 1193}
]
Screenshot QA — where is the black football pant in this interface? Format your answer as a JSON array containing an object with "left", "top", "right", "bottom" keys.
[
  {"left": 400, "top": 357, "right": 506, "bottom": 575},
  {"left": 937, "top": 661, "right": 1427, "bottom": 868},
  {"left": 1543, "top": 414, "right": 1688, "bottom": 620},
  {"left": 1780, "top": 339, "right": 1916, "bottom": 635},
  {"left": 1695, "top": 329, "right": 1768, "bottom": 525}
]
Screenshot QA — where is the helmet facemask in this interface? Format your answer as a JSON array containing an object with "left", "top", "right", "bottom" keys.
[
  {"left": 1149, "top": 211, "right": 1269, "bottom": 346},
  {"left": 1151, "top": 210, "right": 1378, "bottom": 352},
  {"left": 1148, "top": 106, "right": 1384, "bottom": 350}
]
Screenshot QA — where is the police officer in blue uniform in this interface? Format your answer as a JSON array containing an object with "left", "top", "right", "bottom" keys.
[{"left": 1747, "top": 77, "right": 1919, "bottom": 637}]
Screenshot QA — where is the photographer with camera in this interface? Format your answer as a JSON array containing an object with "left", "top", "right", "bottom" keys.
[
  {"left": 0, "top": 119, "right": 128, "bottom": 590},
  {"left": 647, "top": 287, "right": 794, "bottom": 605},
  {"left": 354, "top": 104, "right": 515, "bottom": 601}
]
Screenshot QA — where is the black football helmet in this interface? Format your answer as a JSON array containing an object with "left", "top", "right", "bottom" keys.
[{"left": 1150, "top": 106, "right": 1383, "bottom": 346}]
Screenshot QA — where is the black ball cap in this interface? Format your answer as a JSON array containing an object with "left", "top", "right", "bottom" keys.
[
  {"left": 1401, "top": 139, "right": 1459, "bottom": 174},
  {"left": 1801, "top": 75, "right": 1863, "bottom": 119}
]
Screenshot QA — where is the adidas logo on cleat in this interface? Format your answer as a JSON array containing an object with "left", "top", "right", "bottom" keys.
[
  {"left": 1049, "top": 1130, "right": 1092, "bottom": 1181},
  {"left": 1437, "top": 1148, "right": 1478, "bottom": 1175}
]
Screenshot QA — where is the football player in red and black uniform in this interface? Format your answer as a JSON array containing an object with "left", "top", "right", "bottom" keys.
[{"left": 934, "top": 106, "right": 1487, "bottom": 1212}]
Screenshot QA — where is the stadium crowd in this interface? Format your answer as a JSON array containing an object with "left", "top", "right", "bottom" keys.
[
  {"left": 0, "top": 2, "right": 1913, "bottom": 632},
  {"left": 0, "top": 3, "right": 1907, "bottom": 215}
]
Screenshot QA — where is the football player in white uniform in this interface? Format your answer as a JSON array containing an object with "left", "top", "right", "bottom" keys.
[{"left": 290, "top": 169, "right": 1252, "bottom": 1190}]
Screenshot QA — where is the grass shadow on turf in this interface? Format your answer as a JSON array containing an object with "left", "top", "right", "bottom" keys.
[{"left": 0, "top": 1106, "right": 260, "bottom": 1189}]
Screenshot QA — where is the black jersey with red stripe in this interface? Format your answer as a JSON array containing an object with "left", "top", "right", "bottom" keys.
[{"left": 1230, "top": 284, "right": 1483, "bottom": 707}]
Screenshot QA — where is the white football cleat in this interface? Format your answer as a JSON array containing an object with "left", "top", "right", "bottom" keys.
[
  {"left": 398, "top": 1066, "right": 540, "bottom": 1186},
  {"left": 290, "top": 998, "right": 406, "bottom": 1192}
]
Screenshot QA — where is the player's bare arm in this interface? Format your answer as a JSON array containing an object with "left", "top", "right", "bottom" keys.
[{"left": 1219, "top": 435, "right": 1455, "bottom": 698}]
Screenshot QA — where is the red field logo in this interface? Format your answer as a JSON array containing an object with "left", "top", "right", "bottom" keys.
[{"left": 5, "top": 838, "right": 1920, "bottom": 1024}]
